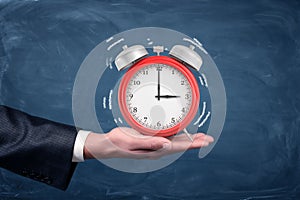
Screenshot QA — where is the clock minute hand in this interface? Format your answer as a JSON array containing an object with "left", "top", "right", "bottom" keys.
[
  {"left": 155, "top": 95, "right": 181, "bottom": 99},
  {"left": 156, "top": 69, "right": 161, "bottom": 101}
]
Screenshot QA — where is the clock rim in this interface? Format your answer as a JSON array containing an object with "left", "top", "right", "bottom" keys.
[{"left": 118, "top": 55, "right": 200, "bottom": 137}]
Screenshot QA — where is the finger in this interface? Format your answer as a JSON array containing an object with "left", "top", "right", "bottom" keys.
[
  {"left": 131, "top": 136, "right": 171, "bottom": 151},
  {"left": 128, "top": 135, "right": 214, "bottom": 159},
  {"left": 128, "top": 144, "right": 172, "bottom": 159},
  {"left": 188, "top": 134, "right": 214, "bottom": 149},
  {"left": 194, "top": 133, "right": 214, "bottom": 143},
  {"left": 163, "top": 133, "right": 214, "bottom": 153},
  {"left": 167, "top": 133, "right": 205, "bottom": 142},
  {"left": 192, "top": 132, "right": 206, "bottom": 138},
  {"left": 169, "top": 133, "right": 213, "bottom": 144}
]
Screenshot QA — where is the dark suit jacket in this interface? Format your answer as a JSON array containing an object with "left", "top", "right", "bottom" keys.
[{"left": 0, "top": 105, "right": 78, "bottom": 190}]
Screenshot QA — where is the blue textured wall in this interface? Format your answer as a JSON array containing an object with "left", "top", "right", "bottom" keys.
[{"left": 0, "top": 0, "right": 300, "bottom": 199}]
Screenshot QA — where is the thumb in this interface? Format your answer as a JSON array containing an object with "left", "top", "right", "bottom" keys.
[{"left": 131, "top": 136, "right": 171, "bottom": 150}]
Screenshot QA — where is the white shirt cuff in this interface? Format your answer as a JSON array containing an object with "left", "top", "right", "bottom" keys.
[{"left": 72, "top": 130, "right": 91, "bottom": 162}]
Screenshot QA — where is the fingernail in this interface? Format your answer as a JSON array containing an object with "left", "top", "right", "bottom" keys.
[
  {"left": 163, "top": 143, "right": 171, "bottom": 149},
  {"left": 203, "top": 142, "right": 209, "bottom": 146},
  {"left": 206, "top": 135, "right": 214, "bottom": 142}
]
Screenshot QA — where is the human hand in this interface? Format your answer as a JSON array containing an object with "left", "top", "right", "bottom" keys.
[{"left": 83, "top": 127, "right": 214, "bottom": 160}]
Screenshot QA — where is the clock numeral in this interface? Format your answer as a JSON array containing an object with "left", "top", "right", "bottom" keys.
[
  {"left": 181, "top": 80, "right": 185, "bottom": 85},
  {"left": 133, "top": 80, "right": 141, "bottom": 85},
  {"left": 143, "top": 117, "right": 147, "bottom": 122},
  {"left": 157, "top": 121, "right": 161, "bottom": 127},
  {"left": 156, "top": 66, "right": 162, "bottom": 71},
  {"left": 172, "top": 70, "right": 175, "bottom": 74},
  {"left": 132, "top": 107, "right": 137, "bottom": 113},
  {"left": 185, "top": 94, "right": 191, "bottom": 99},
  {"left": 142, "top": 70, "right": 148, "bottom": 75},
  {"left": 182, "top": 108, "right": 186, "bottom": 113},
  {"left": 128, "top": 94, "right": 133, "bottom": 100},
  {"left": 171, "top": 117, "right": 176, "bottom": 123}
]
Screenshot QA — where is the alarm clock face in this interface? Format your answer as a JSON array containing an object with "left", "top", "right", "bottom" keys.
[{"left": 119, "top": 56, "right": 200, "bottom": 137}]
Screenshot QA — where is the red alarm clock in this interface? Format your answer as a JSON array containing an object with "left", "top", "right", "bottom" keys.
[{"left": 117, "top": 48, "right": 201, "bottom": 137}]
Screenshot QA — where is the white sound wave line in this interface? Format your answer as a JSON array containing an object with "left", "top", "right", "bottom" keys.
[
  {"left": 118, "top": 117, "right": 123, "bottom": 124},
  {"left": 107, "top": 38, "right": 124, "bottom": 51},
  {"left": 109, "top": 57, "right": 113, "bottom": 69},
  {"left": 114, "top": 118, "right": 118, "bottom": 124},
  {"left": 201, "top": 73, "right": 208, "bottom": 87},
  {"left": 198, "top": 111, "right": 211, "bottom": 128},
  {"left": 198, "top": 76, "right": 204, "bottom": 86},
  {"left": 183, "top": 38, "right": 208, "bottom": 55},
  {"left": 193, "top": 102, "right": 206, "bottom": 125},
  {"left": 109, "top": 90, "right": 113, "bottom": 110},
  {"left": 103, "top": 97, "right": 106, "bottom": 109},
  {"left": 193, "top": 37, "right": 203, "bottom": 47},
  {"left": 106, "top": 37, "right": 114, "bottom": 43},
  {"left": 105, "top": 57, "right": 109, "bottom": 67}
]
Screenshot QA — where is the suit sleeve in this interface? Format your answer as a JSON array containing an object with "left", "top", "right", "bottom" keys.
[{"left": 0, "top": 105, "right": 78, "bottom": 190}]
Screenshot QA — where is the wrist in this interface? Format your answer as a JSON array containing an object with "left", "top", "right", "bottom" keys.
[
  {"left": 83, "top": 142, "right": 94, "bottom": 160},
  {"left": 83, "top": 132, "right": 117, "bottom": 159}
]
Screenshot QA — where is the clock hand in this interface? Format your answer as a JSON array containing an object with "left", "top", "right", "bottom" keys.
[
  {"left": 156, "top": 68, "right": 161, "bottom": 101},
  {"left": 155, "top": 95, "right": 181, "bottom": 99}
]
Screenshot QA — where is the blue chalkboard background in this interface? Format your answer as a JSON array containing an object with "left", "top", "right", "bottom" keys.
[{"left": 1, "top": 0, "right": 300, "bottom": 199}]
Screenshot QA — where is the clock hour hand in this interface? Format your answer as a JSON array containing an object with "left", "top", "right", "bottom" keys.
[{"left": 155, "top": 95, "right": 181, "bottom": 99}]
